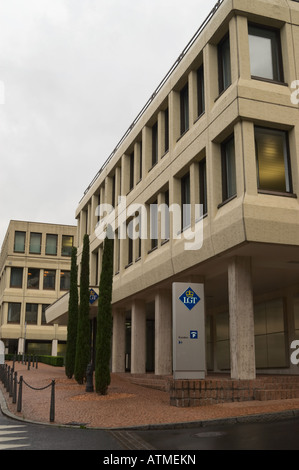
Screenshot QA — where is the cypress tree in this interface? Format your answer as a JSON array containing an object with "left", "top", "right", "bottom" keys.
[
  {"left": 65, "top": 246, "right": 78, "bottom": 379},
  {"left": 95, "top": 229, "right": 114, "bottom": 395},
  {"left": 74, "top": 234, "right": 91, "bottom": 384}
]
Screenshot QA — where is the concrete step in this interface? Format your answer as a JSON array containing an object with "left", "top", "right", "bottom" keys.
[{"left": 126, "top": 374, "right": 171, "bottom": 392}]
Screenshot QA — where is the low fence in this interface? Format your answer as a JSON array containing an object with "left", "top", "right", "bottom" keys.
[{"left": 0, "top": 358, "right": 55, "bottom": 422}]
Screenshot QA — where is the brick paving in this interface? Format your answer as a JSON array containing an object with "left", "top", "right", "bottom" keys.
[{"left": 1, "top": 361, "right": 299, "bottom": 429}]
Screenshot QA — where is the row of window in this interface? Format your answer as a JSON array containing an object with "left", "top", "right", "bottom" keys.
[
  {"left": 14, "top": 231, "right": 74, "bottom": 256},
  {"left": 6, "top": 302, "right": 50, "bottom": 325},
  {"left": 10, "top": 267, "right": 70, "bottom": 291},
  {"left": 87, "top": 21, "right": 289, "bottom": 228},
  {"left": 114, "top": 123, "right": 293, "bottom": 273}
]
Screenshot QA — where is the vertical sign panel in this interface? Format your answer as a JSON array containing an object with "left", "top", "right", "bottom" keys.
[{"left": 172, "top": 282, "right": 205, "bottom": 379}]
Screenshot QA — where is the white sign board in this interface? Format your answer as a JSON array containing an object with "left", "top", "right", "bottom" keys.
[
  {"left": 172, "top": 282, "right": 205, "bottom": 379},
  {"left": 0, "top": 340, "right": 5, "bottom": 365}
]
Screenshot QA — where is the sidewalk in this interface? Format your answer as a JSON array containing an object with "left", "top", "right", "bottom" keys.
[{"left": 1, "top": 361, "right": 299, "bottom": 430}]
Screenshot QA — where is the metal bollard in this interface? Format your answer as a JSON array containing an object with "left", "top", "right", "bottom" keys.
[
  {"left": 50, "top": 380, "right": 55, "bottom": 422},
  {"left": 17, "top": 376, "right": 23, "bottom": 412},
  {"left": 9, "top": 368, "right": 13, "bottom": 398},
  {"left": 13, "top": 372, "right": 17, "bottom": 404},
  {"left": 6, "top": 366, "right": 10, "bottom": 392}
]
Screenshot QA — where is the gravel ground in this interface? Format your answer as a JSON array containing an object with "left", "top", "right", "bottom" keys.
[{"left": 1, "top": 361, "right": 299, "bottom": 429}]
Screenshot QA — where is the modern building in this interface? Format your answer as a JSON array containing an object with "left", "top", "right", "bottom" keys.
[
  {"left": 47, "top": 0, "right": 299, "bottom": 380},
  {"left": 0, "top": 220, "right": 77, "bottom": 357}
]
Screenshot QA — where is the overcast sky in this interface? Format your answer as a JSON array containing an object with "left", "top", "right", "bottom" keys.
[{"left": 0, "top": 0, "right": 217, "bottom": 247}]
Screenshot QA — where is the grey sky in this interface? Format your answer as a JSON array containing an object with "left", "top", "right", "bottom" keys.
[{"left": 0, "top": 0, "right": 216, "bottom": 247}]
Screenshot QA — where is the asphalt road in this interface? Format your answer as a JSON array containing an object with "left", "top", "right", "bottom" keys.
[
  {"left": 0, "top": 411, "right": 122, "bottom": 450},
  {"left": 134, "top": 417, "right": 299, "bottom": 450}
]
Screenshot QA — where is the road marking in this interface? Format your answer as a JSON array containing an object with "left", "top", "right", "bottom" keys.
[
  {"left": 0, "top": 425, "right": 30, "bottom": 449},
  {"left": 109, "top": 430, "right": 156, "bottom": 450}
]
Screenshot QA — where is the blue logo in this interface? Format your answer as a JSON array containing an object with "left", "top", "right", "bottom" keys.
[
  {"left": 179, "top": 287, "right": 200, "bottom": 311},
  {"left": 89, "top": 288, "right": 99, "bottom": 305},
  {"left": 190, "top": 330, "right": 198, "bottom": 339}
]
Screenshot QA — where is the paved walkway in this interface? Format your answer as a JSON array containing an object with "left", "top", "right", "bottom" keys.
[{"left": 1, "top": 362, "right": 299, "bottom": 429}]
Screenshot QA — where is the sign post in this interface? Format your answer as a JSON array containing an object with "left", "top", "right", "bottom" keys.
[{"left": 172, "top": 282, "right": 205, "bottom": 379}]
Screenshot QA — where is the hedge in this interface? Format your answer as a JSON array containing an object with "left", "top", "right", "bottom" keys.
[{"left": 5, "top": 354, "right": 64, "bottom": 367}]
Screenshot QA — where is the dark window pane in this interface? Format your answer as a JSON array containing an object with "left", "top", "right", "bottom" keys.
[
  {"left": 152, "top": 122, "right": 158, "bottom": 166},
  {"left": 7, "top": 303, "right": 21, "bottom": 323},
  {"left": 60, "top": 271, "right": 70, "bottom": 290},
  {"left": 197, "top": 65, "right": 205, "bottom": 116},
  {"left": 218, "top": 34, "right": 231, "bottom": 93},
  {"left": 180, "top": 84, "right": 189, "bottom": 135},
  {"left": 164, "top": 108, "right": 169, "bottom": 153},
  {"left": 199, "top": 159, "right": 208, "bottom": 215},
  {"left": 27, "top": 268, "right": 40, "bottom": 289},
  {"left": 25, "top": 303, "right": 38, "bottom": 324},
  {"left": 221, "top": 136, "right": 236, "bottom": 201},
  {"left": 181, "top": 172, "right": 191, "bottom": 228},
  {"left": 129, "top": 152, "right": 134, "bottom": 190},
  {"left": 10, "top": 267, "right": 23, "bottom": 288},
  {"left": 43, "top": 270, "right": 56, "bottom": 290}
]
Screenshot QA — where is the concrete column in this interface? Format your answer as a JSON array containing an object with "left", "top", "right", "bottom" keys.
[
  {"left": 155, "top": 290, "right": 172, "bottom": 375},
  {"left": 18, "top": 337, "right": 25, "bottom": 356},
  {"left": 228, "top": 256, "right": 256, "bottom": 379},
  {"left": 51, "top": 339, "right": 58, "bottom": 357},
  {"left": 131, "top": 299, "right": 146, "bottom": 374},
  {"left": 112, "top": 309, "right": 126, "bottom": 373}
]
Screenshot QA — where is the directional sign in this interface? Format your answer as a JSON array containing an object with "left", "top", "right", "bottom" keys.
[
  {"left": 172, "top": 282, "right": 205, "bottom": 380},
  {"left": 89, "top": 288, "right": 99, "bottom": 305}
]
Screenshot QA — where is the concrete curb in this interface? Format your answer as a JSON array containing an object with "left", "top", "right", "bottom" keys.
[{"left": 1, "top": 386, "right": 299, "bottom": 432}]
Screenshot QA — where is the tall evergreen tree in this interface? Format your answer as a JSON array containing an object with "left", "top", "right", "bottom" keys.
[
  {"left": 95, "top": 229, "right": 114, "bottom": 395},
  {"left": 65, "top": 246, "right": 78, "bottom": 379},
  {"left": 74, "top": 234, "right": 91, "bottom": 384}
]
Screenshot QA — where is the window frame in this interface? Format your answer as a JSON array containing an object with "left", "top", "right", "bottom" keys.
[
  {"left": 181, "top": 171, "right": 191, "bottom": 229},
  {"left": 218, "top": 33, "right": 232, "bottom": 95},
  {"left": 7, "top": 302, "right": 21, "bottom": 324},
  {"left": 10, "top": 267, "right": 23, "bottom": 288},
  {"left": 61, "top": 235, "right": 73, "bottom": 256},
  {"left": 199, "top": 158, "right": 208, "bottom": 216},
  {"left": 29, "top": 232, "right": 42, "bottom": 254},
  {"left": 180, "top": 83, "right": 189, "bottom": 136},
  {"left": 14, "top": 231, "right": 26, "bottom": 253},
  {"left": 254, "top": 126, "right": 293, "bottom": 196},
  {"left": 151, "top": 121, "right": 158, "bottom": 167},
  {"left": 197, "top": 64, "right": 205, "bottom": 118},
  {"left": 45, "top": 233, "right": 58, "bottom": 255},
  {"left": 220, "top": 134, "right": 237, "bottom": 204},
  {"left": 43, "top": 269, "right": 56, "bottom": 290},
  {"left": 248, "top": 23, "right": 284, "bottom": 84},
  {"left": 27, "top": 268, "right": 40, "bottom": 289}
]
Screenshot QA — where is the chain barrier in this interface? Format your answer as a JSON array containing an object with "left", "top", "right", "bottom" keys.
[{"left": 0, "top": 360, "right": 55, "bottom": 422}]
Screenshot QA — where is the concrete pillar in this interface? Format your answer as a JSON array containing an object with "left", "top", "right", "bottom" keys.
[
  {"left": 18, "top": 338, "right": 25, "bottom": 356},
  {"left": 155, "top": 290, "right": 172, "bottom": 375},
  {"left": 228, "top": 256, "right": 256, "bottom": 379},
  {"left": 131, "top": 299, "right": 146, "bottom": 374},
  {"left": 51, "top": 339, "right": 58, "bottom": 357},
  {"left": 112, "top": 309, "right": 126, "bottom": 373}
]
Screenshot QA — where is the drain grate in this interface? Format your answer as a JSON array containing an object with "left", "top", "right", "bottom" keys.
[
  {"left": 64, "top": 421, "right": 89, "bottom": 427},
  {"left": 194, "top": 431, "right": 226, "bottom": 438}
]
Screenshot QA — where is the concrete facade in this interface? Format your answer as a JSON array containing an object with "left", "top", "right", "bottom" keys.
[
  {"left": 47, "top": 0, "right": 299, "bottom": 379},
  {"left": 0, "top": 220, "right": 76, "bottom": 357}
]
